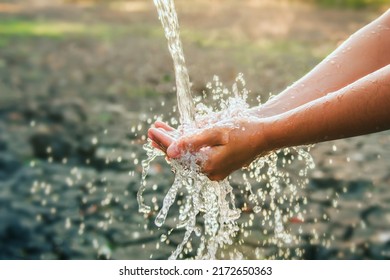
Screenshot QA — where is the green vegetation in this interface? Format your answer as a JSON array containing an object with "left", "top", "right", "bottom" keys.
[
  {"left": 0, "top": 19, "right": 92, "bottom": 37},
  {"left": 0, "top": 18, "right": 132, "bottom": 47},
  {"left": 0, "top": 17, "right": 331, "bottom": 59}
]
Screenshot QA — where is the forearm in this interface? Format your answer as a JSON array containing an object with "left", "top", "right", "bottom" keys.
[
  {"left": 251, "top": 9, "right": 390, "bottom": 118},
  {"left": 261, "top": 63, "right": 390, "bottom": 151}
]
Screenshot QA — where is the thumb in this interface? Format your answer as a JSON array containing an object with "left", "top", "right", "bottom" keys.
[{"left": 167, "top": 127, "right": 228, "bottom": 158}]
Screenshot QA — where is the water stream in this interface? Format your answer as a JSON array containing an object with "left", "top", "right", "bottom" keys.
[{"left": 152, "top": 0, "right": 195, "bottom": 127}]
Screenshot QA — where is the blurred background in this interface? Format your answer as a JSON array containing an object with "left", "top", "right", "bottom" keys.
[{"left": 0, "top": 0, "right": 390, "bottom": 260}]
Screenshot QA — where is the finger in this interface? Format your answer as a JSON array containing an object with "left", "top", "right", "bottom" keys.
[
  {"left": 151, "top": 140, "right": 167, "bottom": 153},
  {"left": 167, "top": 127, "right": 228, "bottom": 158},
  {"left": 154, "top": 121, "right": 175, "bottom": 132},
  {"left": 148, "top": 128, "right": 175, "bottom": 150}
]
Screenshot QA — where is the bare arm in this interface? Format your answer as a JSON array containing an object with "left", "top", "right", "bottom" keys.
[
  {"left": 264, "top": 63, "right": 390, "bottom": 150},
  {"left": 251, "top": 9, "right": 390, "bottom": 118}
]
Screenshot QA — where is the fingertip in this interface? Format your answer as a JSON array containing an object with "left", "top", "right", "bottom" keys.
[
  {"left": 154, "top": 121, "right": 164, "bottom": 127},
  {"left": 148, "top": 128, "right": 157, "bottom": 141}
]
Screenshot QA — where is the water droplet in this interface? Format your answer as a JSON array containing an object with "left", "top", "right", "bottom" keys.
[
  {"left": 160, "top": 234, "right": 168, "bottom": 242},
  {"left": 253, "top": 206, "right": 262, "bottom": 213},
  {"left": 65, "top": 218, "right": 71, "bottom": 229}
]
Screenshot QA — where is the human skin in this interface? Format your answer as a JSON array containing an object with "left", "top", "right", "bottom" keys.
[{"left": 148, "top": 9, "right": 390, "bottom": 181}]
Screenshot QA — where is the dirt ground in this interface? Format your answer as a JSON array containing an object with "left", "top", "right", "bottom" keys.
[{"left": 1, "top": 0, "right": 390, "bottom": 259}]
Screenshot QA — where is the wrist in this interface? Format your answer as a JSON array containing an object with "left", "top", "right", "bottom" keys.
[
  {"left": 246, "top": 117, "right": 275, "bottom": 157},
  {"left": 260, "top": 115, "right": 291, "bottom": 153}
]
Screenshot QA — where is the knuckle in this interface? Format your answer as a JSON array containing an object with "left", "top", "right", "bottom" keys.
[{"left": 215, "top": 129, "right": 228, "bottom": 144}]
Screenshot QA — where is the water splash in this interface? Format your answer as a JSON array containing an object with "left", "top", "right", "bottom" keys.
[
  {"left": 137, "top": 0, "right": 316, "bottom": 259},
  {"left": 138, "top": 74, "right": 315, "bottom": 259}
]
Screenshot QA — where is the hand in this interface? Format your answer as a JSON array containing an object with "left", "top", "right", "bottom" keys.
[
  {"left": 147, "top": 112, "right": 225, "bottom": 154},
  {"left": 149, "top": 117, "right": 270, "bottom": 181}
]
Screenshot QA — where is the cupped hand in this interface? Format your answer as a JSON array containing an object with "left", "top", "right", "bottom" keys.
[{"left": 149, "top": 117, "right": 270, "bottom": 181}]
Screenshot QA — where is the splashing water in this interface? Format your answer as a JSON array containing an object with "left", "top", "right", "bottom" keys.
[{"left": 137, "top": 0, "right": 316, "bottom": 259}]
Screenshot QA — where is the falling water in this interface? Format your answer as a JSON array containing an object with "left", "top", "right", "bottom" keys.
[{"left": 153, "top": 0, "right": 195, "bottom": 127}]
